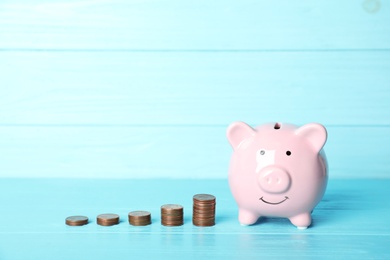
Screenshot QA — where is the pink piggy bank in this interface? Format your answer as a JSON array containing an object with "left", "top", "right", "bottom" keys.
[{"left": 227, "top": 122, "right": 328, "bottom": 229}]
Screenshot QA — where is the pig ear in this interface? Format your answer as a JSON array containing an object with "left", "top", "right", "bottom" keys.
[
  {"left": 227, "top": 121, "right": 256, "bottom": 150},
  {"left": 295, "top": 123, "right": 327, "bottom": 152}
]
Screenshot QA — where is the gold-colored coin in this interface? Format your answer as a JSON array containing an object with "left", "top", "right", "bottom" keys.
[{"left": 161, "top": 204, "right": 183, "bottom": 213}]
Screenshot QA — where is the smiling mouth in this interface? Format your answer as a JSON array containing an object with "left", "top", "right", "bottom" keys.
[{"left": 259, "top": 196, "right": 289, "bottom": 205}]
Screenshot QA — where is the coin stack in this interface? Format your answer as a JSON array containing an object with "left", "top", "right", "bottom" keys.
[
  {"left": 128, "top": 211, "right": 152, "bottom": 226},
  {"left": 193, "top": 194, "right": 216, "bottom": 227},
  {"left": 97, "top": 213, "right": 120, "bottom": 226},
  {"left": 65, "top": 215, "right": 89, "bottom": 226},
  {"left": 161, "top": 204, "right": 184, "bottom": 226}
]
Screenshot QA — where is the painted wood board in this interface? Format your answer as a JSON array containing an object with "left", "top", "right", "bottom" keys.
[
  {"left": 1, "top": 0, "right": 389, "bottom": 50},
  {"left": 1, "top": 51, "right": 389, "bottom": 126},
  {"left": 0, "top": 179, "right": 388, "bottom": 259},
  {"left": 0, "top": 125, "right": 388, "bottom": 178}
]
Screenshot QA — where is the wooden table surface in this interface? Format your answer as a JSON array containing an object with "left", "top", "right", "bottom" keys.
[
  {"left": 0, "top": 3, "right": 389, "bottom": 259},
  {"left": 0, "top": 178, "right": 388, "bottom": 259}
]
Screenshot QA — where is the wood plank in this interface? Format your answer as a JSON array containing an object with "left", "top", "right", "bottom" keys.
[
  {"left": 0, "top": 126, "right": 388, "bottom": 178},
  {"left": 0, "top": 179, "right": 389, "bottom": 259},
  {"left": 1, "top": 51, "right": 389, "bottom": 126},
  {"left": 1, "top": 233, "right": 388, "bottom": 259},
  {"left": 0, "top": 0, "right": 389, "bottom": 50}
]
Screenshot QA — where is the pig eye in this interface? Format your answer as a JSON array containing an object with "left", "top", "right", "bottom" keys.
[
  {"left": 286, "top": 151, "right": 292, "bottom": 156},
  {"left": 260, "top": 150, "right": 265, "bottom": 155}
]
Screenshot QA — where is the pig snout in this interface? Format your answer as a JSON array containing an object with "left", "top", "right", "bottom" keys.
[{"left": 258, "top": 166, "right": 291, "bottom": 194}]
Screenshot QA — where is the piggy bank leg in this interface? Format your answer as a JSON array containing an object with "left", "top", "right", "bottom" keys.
[
  {"left": 238, "top": 209, "right": 259, "bottom": 226},
  {"left": 289, "top": 213, "right": 311, "bottom": 229}
]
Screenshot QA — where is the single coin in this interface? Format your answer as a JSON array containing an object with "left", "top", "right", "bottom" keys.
[
  {"left": 97, "top": 213, "right": 120, "bottom": 221},
  {"left": 193, "top": 211, "right": 215, "bottom": 215},
  {"left": 128, "top": 211, "right": 151, "bottom": 217},
  {"left": 193, "top": 194, "right": 216, "bottom": 202},
  {"left": 129, "top": 220, "right": 151, "bottom": 226},
  {"left": 193, "top": 215, "right": 215, "bottom": 220},
  {"left": 65, "top": 216, "right": 89, "bottom": 226},
  {"left": 193, "top": 206, "right": 216, "bottom": 211},
  {"left": 193, "top": 220, "right": 215, "bottom": 227},
  {"left": 161, "top": 204, "right": 183, "bottom": 211},
  {"left": 194, "top": 204, "right": 215, "bottom": 208},
  {"left": 97, "top": 213, "right": 120, "bottom": 226},
  {"left": 162, "top": 221, "right": 183, "bottom": 227},
  {"left": 162, "top": 221, "right": 184, "bottom": 226},
  {"left": 162, "top": 215, "right": 183, "bottom": 220},
  {"left": 193, "top": 209, "right": 215, "bottom": 214}
]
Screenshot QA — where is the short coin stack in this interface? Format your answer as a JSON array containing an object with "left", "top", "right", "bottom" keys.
[
  {"left": 161, "top": 204, "right": 184, "bottom": 226},
  {"left": 97, "top": 213, "right": 120, "bottom": 226},
  {"left": 65, "top": 216, "right": 89, "bottom": 226},
  {"left": 128, "top": 211, "right": 152, "bottom": 226},
  {"left": 192, "top": 194, "right": 216, "bottom": 227}
]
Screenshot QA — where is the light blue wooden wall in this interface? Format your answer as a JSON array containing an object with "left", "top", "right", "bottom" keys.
[{"left": 0, "top": 0, "right": 389, "bottom": 178}]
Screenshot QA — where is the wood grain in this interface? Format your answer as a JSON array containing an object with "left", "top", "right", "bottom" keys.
[
  {"left": 0, "top": 179, "right": 388, "bottom": 258},
  {"left": 0, "top": 1, "right": 389, "bottom": 180},
  {"left": 1, "top": 51, "right": 389, "bottom": 126},
  {"left": 0, "top": 125, "right": 388, "bottom": 178},
  {"left": 1, "top": 0, "right": 389, "bottom": 50},
  {"left": 0, "top": 1, "right": 388, "bottom": 257}
]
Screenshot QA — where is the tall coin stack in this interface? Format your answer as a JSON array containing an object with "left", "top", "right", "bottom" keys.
[
  {"left": 128, "top": 211, "right": 152, "bottom": 226},
  {"left": 192, "top": 194, "right": 216, "bottom": 227},
  {"left": 161, "top": 204, "right": 184, "bottom": 226}
]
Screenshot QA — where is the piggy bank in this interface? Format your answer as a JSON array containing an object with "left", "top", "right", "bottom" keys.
[{"left": 227, "top": 122, "right": 328, "bottom": 229}]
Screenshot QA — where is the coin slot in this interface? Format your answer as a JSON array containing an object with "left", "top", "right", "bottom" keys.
[{"left": 274, "top": 123, "right": 281, "bottom": 129}]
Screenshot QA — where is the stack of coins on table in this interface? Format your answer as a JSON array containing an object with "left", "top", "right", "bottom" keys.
[
  {"left": 192, "top": 194, "right": 216, "bottom": 227},
  {"left": 97, "top": 213, "right": 120, "bottom": 226},
  {"left": 128, "top": 211, "right": 152, "bottom": 226},
  {"left": 65, "top": 216, "right": 89, "bottom": 226},
  {"left": 161, "top": 204, "right": 184, "bottom": 226}
]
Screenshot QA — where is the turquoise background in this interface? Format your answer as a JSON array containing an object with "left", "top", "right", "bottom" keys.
[
  {"left": 1, "top": 0, "right": 389, "bottom": 179},
  {"left": 1, "top": 1, "right": 390, "bottom": 259}
]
